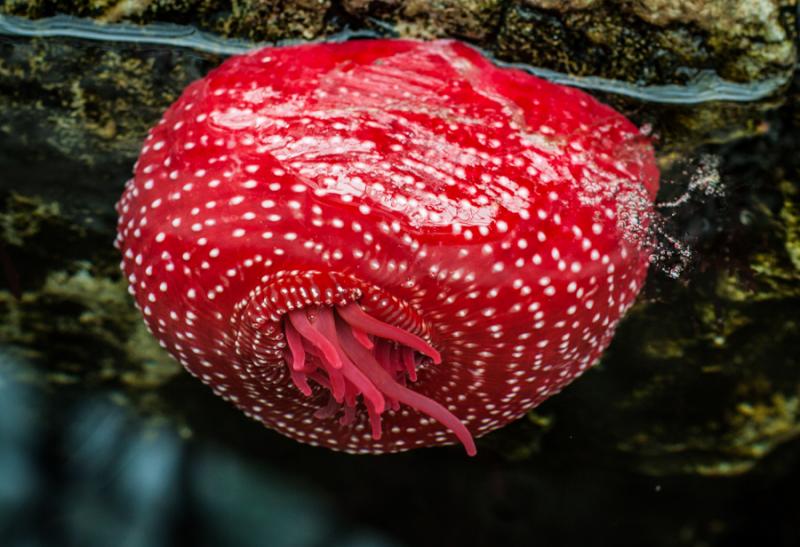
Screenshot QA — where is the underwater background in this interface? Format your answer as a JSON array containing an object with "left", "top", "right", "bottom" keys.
[{"left": 0, "top": 2, "right": 799, "bottom": 546}]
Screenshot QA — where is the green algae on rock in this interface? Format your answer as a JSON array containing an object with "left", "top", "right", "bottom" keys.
[
  {"left": 0, "top": 192, "right": 181, "bottom": 426},
  {"left": 495, "top": 0, "right": 796, "bottom": 86},
  {"left": 2, "top": 0, "right": 796, "bottom": 88},
  {"left": 340, "top": 0, "right": 506, "bottom": 41},
  {"left": 605, "top": 108, "right": 800, "bottom": 475}
]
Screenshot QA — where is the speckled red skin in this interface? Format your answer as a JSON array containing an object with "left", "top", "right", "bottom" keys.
[{"left": 116, "top": 39, "right": 658, "bottom": 454}]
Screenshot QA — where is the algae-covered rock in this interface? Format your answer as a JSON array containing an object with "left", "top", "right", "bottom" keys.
[
  {"left": 598, "top": 93, "right": 800, "bottom": 475},
  {"left": 0, "top": 192, "right": 182, "bottom": 423},
  {"left": 0, "top": 31, "right": 221, "bottom": 167},
  {"left": 2, "top": 0, "right": 796, "bottom": 85},
  {"left": 497, "top": 0, "right": 796, "bottom": 85},
  {"left": 491, "top": 0, "right": 796, "bottom": 148},
  {"left": 1, "top": 0, "right": 333, "bottom": 40},
  {"left": 341, "top": 0, "right": 505, "bottom": 41},
  {"left": 610, "top": 289, "right": 800, "bottom": 475}
]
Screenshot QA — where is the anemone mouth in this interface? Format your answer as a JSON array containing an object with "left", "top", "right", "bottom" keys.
[
  {"left": 282, "top": 302, "right": 476, "bottom": 456},
  {"left": 230, "top": 270, "right": 476, "bottom": 455}
]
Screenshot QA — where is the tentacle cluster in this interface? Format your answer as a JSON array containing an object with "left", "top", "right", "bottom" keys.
[{"left": 283, "top": 302, "right": 476, "bottom": 455}]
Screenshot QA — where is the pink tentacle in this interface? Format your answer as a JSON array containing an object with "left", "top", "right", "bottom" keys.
[
  {"left": 288, "top": 309, "right": 343, "bottom": 369},
  {"left": 335, "top": 314, "right": 476, "bottom": 456},
  {"left": 314, "top": 308, "right": 386, "bottom": 415},
  {"left": 281, "top": 301, "right": 475, "bottom": 455},
  {"left": 337, "top": 303, "right": 441, "bottom": 364},
  {"left": 284, "top": 317, "right": 307, "bottom": 371}
]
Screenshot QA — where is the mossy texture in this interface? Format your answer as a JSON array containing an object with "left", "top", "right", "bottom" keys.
[
  {"left": 497, "top": 0, "right": 796, "bottom": 84},
  {"left": 2, "top": 0, "right": 796, "bottom": 84}
]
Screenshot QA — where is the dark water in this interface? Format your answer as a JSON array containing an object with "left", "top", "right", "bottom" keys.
[
  {"left": 0, "top": 14, "right": 798, "bottom": 547},
  {"left": 2, "top": 352, "right": 799, "bottom": 547}
]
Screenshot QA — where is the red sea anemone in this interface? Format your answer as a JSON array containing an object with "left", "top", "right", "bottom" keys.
[{"left": 115, "top": 39, "right": 659, "bottom": 455}]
